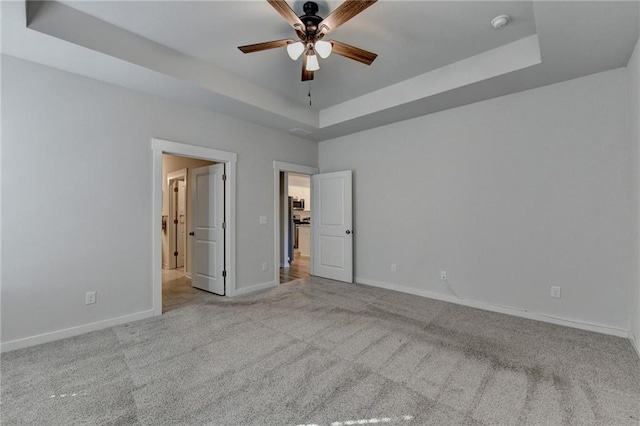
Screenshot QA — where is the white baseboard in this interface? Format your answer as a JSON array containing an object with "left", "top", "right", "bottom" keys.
[
  {"left": 185, "top": 272, "right": 192, "bottom": 279},
  {"left": 355, "top": 276, "right": 629, "bottom": 339},
  {"left": 0, "top": 309, "right": 155, "bottom": 353},
  {"left": 629, "top": 331, "right": 640, "bottom": 360},
  {"left": 230, "top": 280, "right": 277, "bottom": 297}
]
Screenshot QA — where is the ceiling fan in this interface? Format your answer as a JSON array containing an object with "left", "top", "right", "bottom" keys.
[{"left": 238, "top": 0, "right": 378, "bottom": 81}]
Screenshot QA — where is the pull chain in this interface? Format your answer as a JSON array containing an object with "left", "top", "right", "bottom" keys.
[{"left": 308, "top": 81, "right": 312, "bottom": 107}]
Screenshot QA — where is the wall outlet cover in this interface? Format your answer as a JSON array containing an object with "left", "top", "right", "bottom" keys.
[{"left": 551, "top": 286, "right": 562, "bottom": 299}]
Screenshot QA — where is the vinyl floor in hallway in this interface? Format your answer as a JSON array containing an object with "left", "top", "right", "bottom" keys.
[
  {"left": 162, "top": 267, "right": 214, "bottom": 313},
  {"left": 280, "top": 251, "right": 310, "bottom": 284}
]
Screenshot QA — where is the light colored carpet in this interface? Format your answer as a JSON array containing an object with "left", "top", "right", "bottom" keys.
[{"left": 2, "top": 277, "right": 639, "bottom": 425}]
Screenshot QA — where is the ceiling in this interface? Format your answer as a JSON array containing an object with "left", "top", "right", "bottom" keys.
[
  {"left": 2, "top": 1, "right": 639, "bottom": 141},
  {"left": 59, "top": 0, "right": 537, "bottom": 110},
  {"left": 289, "top": 173, "right": 311, "bottom": 187}
]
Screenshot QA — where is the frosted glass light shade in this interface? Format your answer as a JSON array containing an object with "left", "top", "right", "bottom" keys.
[
  {"left": 306, "top": 53, "right": 320, "bottom": 71},
  {"left": 287, "top": 42, "right": 305, "bottom": 60},
  {"left": 315, "top": 40, "right": 332, "bottom": 59}
]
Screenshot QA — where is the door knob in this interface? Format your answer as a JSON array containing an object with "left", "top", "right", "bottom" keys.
[
  {"left": 346, "top": 230, "right": 351, "bottom": 235},
  {"left": 189, "top": 232, "right": 195, "bottom": 236}
]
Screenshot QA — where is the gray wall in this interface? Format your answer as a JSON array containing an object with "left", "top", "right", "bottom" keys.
[
  {"left": 630, "top": 36, "right": 640, "bottom": 352},
  {"left": 1, "top": 56, "right": 317, "bottom": 344},
  {"left": 319, "top": 68, "right": 633, "bottom": 331},
  {"left": 2, "top": 53, "right": 637, "bottom": 348}
]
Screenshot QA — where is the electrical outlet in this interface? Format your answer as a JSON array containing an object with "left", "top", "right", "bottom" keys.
[
  {"left": 259, "top": 216, "right": 267, "bottom": 224},
  {"left": 551, "top": 286, "right": 562, "bottom": 299},
  {"left": 391, "top": 264, "right": 397, "bottom": 272},
  {"left": 440, "top": 271, "right": 447, "bottom": 280},
  {"left": 262, "top": 262, "right": 268, "bottom": 272},
  {"left": 85, "top": 291, "right": 96, "bottom": 305}
]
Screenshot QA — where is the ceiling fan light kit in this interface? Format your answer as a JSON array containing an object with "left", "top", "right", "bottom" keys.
[
  {"left": 238, "top": 0, "right": 378, "bottom": 81},
  {"left": 287, "top": 41, "right": 305, "bottom": 60},
  {"left": 306, "top": 52, "right": 320, "bottom": 71},
  {"left": 315, "top": 40, "right": 332, "bottom": 59}
]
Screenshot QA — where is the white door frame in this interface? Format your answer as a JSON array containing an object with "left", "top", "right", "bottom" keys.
[
  {"left": 167, "top": 168, "right": 187, "bottom": 271},
  {"left": 281, "top": 171, "right": 289, "bottom": 268},
  {"left": 273, "top": 161, "right": 318, "bottom": 285},
  {"left": 152, "top": 138, "right": 238, "bottom": 316}
]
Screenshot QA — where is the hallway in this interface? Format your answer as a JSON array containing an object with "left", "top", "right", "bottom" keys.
[
  {"left": 280, "top": 251, "right": 310, "bottom": 284},
  {"left": 162, "top": 268, "right": 213, "bottom": 313}
]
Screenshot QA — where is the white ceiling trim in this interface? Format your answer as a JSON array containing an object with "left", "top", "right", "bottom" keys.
[
  {"left": 27, "top": 1, "right": 318, "bottom": 127},
  {"left": 320, "top": 34, "right": 541, "bottom": 127},
  {"left": 3, "top": 1, "right": 638, "bottom": 142},
  {"left": 24, "top": 1, "right": 542, "bottom": 131}
]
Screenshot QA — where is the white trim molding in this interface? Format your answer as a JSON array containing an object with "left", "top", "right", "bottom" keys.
[
  {"left": 272, "top": 161, "right": 319, "bottom": 286},
  {"left": 630, "top": 331, "right": 640, "bottom": 360},
  {"left": 1, "top": 309, "right": 155, "bottom": 353},
  {"left": 355, "top": 276, "right": 630, "bottom": 339},
  {"left": 233, "top": 281, "right": 278, "bottom": 297},
  {"left": 152, "top": 138, "right": 238, "bottom": 309},
  {"left": 167, "top": 168, "right": 187, "bottom": 185},
  {"left": 273, "top": 161, "right": 318, "bottom": 176}
]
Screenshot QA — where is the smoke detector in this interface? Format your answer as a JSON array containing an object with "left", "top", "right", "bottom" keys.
[{"left": 491, "top": 15, "right": 510, "bottom": 29}]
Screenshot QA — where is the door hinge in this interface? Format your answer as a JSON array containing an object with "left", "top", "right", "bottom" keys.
[
  {"left": 222, "top": 270, "right": 227, "bottom": 278},
  {"left": 222, "top": 174, "right": 227, "bottom": 181},
  {"left": 174, "top": 187, "right": 179, "bottom": 192},
  {"left": 174, "top": 251, "right": 178, "bottom": 256},
  {"left": 222, "top": 222, "right": 226, "bottom": 229}
]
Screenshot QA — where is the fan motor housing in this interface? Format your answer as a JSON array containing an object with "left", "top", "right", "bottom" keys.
[{"left": 300, "top": 1, "right": 323, "bottom": 34}]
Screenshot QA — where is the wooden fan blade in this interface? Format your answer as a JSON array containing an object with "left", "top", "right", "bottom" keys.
[
  {"left": 330, "top": 40, "right": 377, "bottom": 65},
  {"left": 302, "top": 54, "right": 314, "bottom": 81},
  {"left": 267, "top": 0, "right": 304, "bottom": 31},
  {"left": 319, "top": 0, "right": 377, "bottom": 35},
  {"left": 238, "top": 39, "right": 293, "bottom": 54}
]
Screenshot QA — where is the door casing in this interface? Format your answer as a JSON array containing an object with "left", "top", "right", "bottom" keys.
[
  {"left": 273, "top": 161, "right": 319, "bottom": 285},
  {"left": 152, "top": 138, "right": 237, "bottom": 316}
]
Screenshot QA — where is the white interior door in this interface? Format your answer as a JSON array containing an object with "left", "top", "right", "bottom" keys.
[
  {"left": 312, "top": 170, "right": 353, "bottom": 283},
  {"left": 176, "top": 180, "right": 186, "bottom": 268},
  {"left": 191, "top": 164, "right": 225, "bottom": 295}
]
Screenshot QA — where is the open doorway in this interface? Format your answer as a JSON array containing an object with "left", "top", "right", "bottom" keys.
[
  {"left": 274, "top": 162, "right": 354, "bottom": 286},
  {"left": 166, "top": 168, "right": 187, "bottom": 271},
  {"left": 153, "top": 139, "right": 237, "bottom": 316},
  {"left": 274, "top": 161, "right": 319, "bottom": 285},
  {"left": 162, "top": 154, "right": 217, "bottom": 312},
  {"left": 280, "top": 172, "right": 312, "bottom": 283}
]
